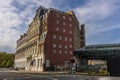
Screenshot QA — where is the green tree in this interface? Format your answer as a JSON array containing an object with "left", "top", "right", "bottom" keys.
[
  {"left": 6, "top": 60, "right": 13, "bottom": 68},
  {"left": 0, "top": 52, "right": 15, "bottom": 68},
  {"left": 1, "top": 60, "right": 7, "bottom": 67}
]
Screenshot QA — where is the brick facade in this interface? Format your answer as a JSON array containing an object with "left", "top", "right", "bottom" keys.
[{"left": 15, "top": 6, "right": 85, "bottom": 71}]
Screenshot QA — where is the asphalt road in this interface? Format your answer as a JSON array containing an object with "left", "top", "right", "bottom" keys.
[{"left": 0, "top": 68, "right": 120, "bottom": 80}]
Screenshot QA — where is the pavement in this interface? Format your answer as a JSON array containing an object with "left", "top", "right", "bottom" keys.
[{"left": 0, "top": 68, "right": 120, "bottom": 80}]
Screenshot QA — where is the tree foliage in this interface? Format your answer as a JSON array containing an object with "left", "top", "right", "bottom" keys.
[{"left": 0, "top": 52, "right": 15, "bottom": 68}]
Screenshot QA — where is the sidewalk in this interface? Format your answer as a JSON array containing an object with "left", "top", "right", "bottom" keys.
[
  {"left": 15, "top": 70, "right": 88, "bottom": 75},
  {"left": 12, "top": 70, "right": 93, "bottom": 78},
  {"left": 11, "top": 69, "right": 70, "bottom": 74},
  {"left": 10, "top": 70, "right": 120, "bottom": 80}
]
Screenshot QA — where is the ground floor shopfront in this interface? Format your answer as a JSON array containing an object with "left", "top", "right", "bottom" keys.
[{"left": 15, "top": 54, "right": 71, "bottom": 72}]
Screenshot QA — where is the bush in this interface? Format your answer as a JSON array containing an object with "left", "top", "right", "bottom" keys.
[
  {"left": 1, "top": 60, "right": 7, "bottom": 67},
  {"left": 0, "top": 52, "right": 14, "bottom": 68},
  {"left": 6, "top": 60, "right": 13, "bottom": 68}
]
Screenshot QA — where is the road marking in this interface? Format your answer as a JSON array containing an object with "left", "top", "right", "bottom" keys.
[
  {"left": 47, "top": 77, "right": 58, "bottom": 80},
  {"left": 25, "top": 74, "right": 58, "bottom": 80},
  {"left": 4, "top": 76, "right": 58, "bottom": 80},
  {"left": 4, "top": 76, "right": 39, "bottom": 80},
  {"left": 3, "top": 73, "right": 40, "bottom": 80},
  {"left": 4, "top": 77, "right": 15, "bottom": 80},
  {"left": 25, "top": 73, "right": 44, "bottom": 77}
]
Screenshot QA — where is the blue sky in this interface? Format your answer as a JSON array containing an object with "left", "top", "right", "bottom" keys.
[{"left": 0, "top": 0, "right": 120, "bottom": 53}]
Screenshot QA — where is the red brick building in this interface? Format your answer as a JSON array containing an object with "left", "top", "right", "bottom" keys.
[{"left": 15, "top": 6, "right": 85, "bottom": 71}]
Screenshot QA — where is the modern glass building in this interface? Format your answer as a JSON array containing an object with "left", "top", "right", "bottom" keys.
[
  {"left": 74, "top": 43, "right": 120, "bottom": 59},
  {"left": 74, "top": 43, "right": 120, "bottom": 76}
]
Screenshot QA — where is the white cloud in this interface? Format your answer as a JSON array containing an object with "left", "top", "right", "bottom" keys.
[
  {"left": 74, "top": 0, "right": 119, "bottom": 23},
  {"left": 74, "top": 0, "right": 120, "bottom": 44},
  {"left": 0, "top": 0, "right": 22, "bottom": 53},
  {"left": 0, "top": 0, "right": 60, "bottom": 53},
  {"left": 1, "top": 0, "right": 120, "bottom": 52}
]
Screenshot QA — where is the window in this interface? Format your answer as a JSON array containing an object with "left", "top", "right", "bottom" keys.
[
  {"left": 57, "top": 20, "right": 59, "bottom": 24},
  {"left": 40, "top": 35, "right": 42, "bottom": 40},
  {"left": 45, "top": 26, "right": 47, "bottom": 30},
  {"left": 59, "top": 44, "right": 62, "bottom": 48},
  {"left": 70, "top": 30, "right": 72, "bottom": 34},
  {"left": 65, "top": 45, "right": 67, "bottom": 49},
  {"left": 53, "top": 43, "right": 56, "bottom": 48},
  {"left": 81, "top": 41, "right": 85, "bottom": 47},
  {"left": 46, "top": 59, "right": 50, "bottom": 67},
  {"left": 69, "top": 44, "right": 72, "bottom": 48},
  {"left": 59, "top": 50, "right": 62, "bottom": 54},
  {"left": 65, "top": 51, "right": 67, "bottom": 54},
  {"left": 70, "top": 51, "right": 72, "bottom": 54},
  {"left": 81, "top": 36, "right": 84, "bottom": 40},
  {"left": 38, "top": 59, "right": 42, "bottom": 67},
  {"left": 64, "top": 60, "right": 68, "bottom": 67},
  {"left": 63, "top": 22, "right": 65, "bottom": 25},
  {"left": 41, "top": 45, "right": 44, "bottom": 53},
  {"left": 53, "top": 49, "right": 56, "bottom": 53},
  {"left": 56, "top": 27, "right": 59, "bottom": 31},
  {"left": 38, "top": 59, "right": 40, "bottom": 67},
  {"left": 59, "top": 36, "right": 62, "bottom": 40},
  {"left": 63, "top": 29, "right": 66, "bottom": 32},
  {"left": 80, "top": 31, "right": 84, "bottom": 35},
  {"left": 44, "top": 33, "right": 47, "bottom": 38},
  {"left": 53, "top": 35, "right": 56, "bottom": 39},
  {"left": 57, "top": 14, "right": 59, "bottom": 17},
  {"left": 69, "top": 17, "right": 72, "bottom": 21},
  {"left": 69, "top": 38, "right": 72, "bottom": 42},
  {"left": 70, "top": 24, "right": 72, "bottom": 27},
  {"left": 65, "top": 37, "right": 68, "bottom": 41},
  {"left": 63, "top": 16, "right": 65, "bottom": 19},
  {"left": 37, "top": 21, "right": 39, "bottom": 24}
]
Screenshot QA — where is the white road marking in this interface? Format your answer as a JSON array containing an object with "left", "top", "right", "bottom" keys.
[
  {"left": 27, "top": 74, "right": 59, "bottom": 80},
  {"left": 3, "top": 73, "right": 40, "bottom": 80},
  {"left": 4, "top": 76, "right": 59, "bottom": 80},
  {"left": 47, "top": 77, "right": 58, "bottom": 80},
  {"left": 4, "top": 76, "right": 35, "bottom": 80}
]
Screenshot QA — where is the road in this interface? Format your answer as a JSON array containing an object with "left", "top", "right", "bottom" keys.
[{"left": 0, "top": 68, "right": 119, "bottom": 80}]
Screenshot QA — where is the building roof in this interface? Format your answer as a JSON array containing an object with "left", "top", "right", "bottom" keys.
[
  {"left": 76, "top": 43, "right": 120, "bottom": 51},
  {"left": 74, "top": 43, "right": 120, "bottom": 60}
]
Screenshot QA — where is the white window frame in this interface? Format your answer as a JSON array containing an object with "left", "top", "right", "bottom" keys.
[
  {"left": 70, "top": 24, "right": 72, "bottom": 27},
  {"left": 59, "top": 50, "right": 62, "bottom": 54},
  {"left": 56, "top": 27, "right": 59, "bottom": 31},
  {"left": 63, "top": 22, "right": 65, "bottom": 25},
  {"left": 63, "top": 16, "right": 65, "bottom": 19},
  {"left": 65, "top": 51, "right": 67, "bottom": 54},
  {"left": 69, "top": 17, "right": 72, "bottom": 21},
  {"left": 59, "top": 44, "right": 62, "bottom": 48},
  {"left": 64, "top": 60, "right": 68, "bottom": 67},
  {"left": 46, "top": 59, "right": 50, "bottom": 67},
  {"left": 65, "top": 37, "right": 68, "bottom": 41},
  {"left": 63, "top": 29, "right": 66, "bottom": 32},
  {"left": 70, "top": 51, "right": 73, "bottom": 54},
  {"left": 69, "top": 38, "right": 72, "bottom": 42},
  {"left": 53, "top": 43, "right": 56, "bottom": 48},
  {"left": 59, "top": 36, "right": 62, "bottom": 40},
  {"left": 65, "top": 45, "right": 67, "bottom": 49},
  {"left": 53, "top": 35, "right": 56, "bottom": 39},
  {"left": 70, "top": 30, "right": 72, "bottom": 34},
  {"left": 69, "top": 44, "right": 72, "bottom": 48}
]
